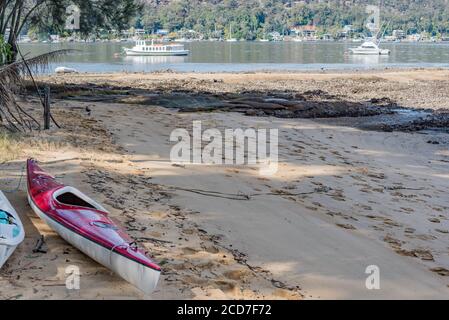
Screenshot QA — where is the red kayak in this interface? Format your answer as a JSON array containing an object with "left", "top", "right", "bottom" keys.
[{"left": 26, "top": 159, "right": 161, "bottom": 293}]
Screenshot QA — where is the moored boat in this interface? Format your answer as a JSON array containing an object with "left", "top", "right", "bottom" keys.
[
  {"left": 0, "top": 191, "right": 25, "bottom": 269},
  {"left": 349, "top": 40, "right": 390, "bottom": 55},
  {"left": 124, "top": 39, "right": 189, "bottom": 56},
  {"left": 26, "top": 159, "right": 161, "bottom": 293}
]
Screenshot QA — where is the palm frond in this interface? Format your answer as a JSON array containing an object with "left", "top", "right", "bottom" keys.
[
  {"left": 0, "top": 49, "right": 74, "bottom": 132},
  {"left": 17, "top": 49, "right": 76, "bottom": 74}
]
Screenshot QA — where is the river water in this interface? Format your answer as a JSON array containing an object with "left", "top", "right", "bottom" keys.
[{"left": 19, "top": 41, "right": 449, "bottom": 73}]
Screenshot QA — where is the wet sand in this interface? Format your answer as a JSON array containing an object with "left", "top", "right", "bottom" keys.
[{"left": 1, "top": 69, "right": 449, "bottom": 299}]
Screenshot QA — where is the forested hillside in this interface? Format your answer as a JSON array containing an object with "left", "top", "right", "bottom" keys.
[{"left": 136, "top": 0, "right": 449, "bottom": 39}]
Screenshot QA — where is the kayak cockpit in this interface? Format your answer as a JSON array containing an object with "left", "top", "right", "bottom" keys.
[
  {"left": 56, "top": 192, "right": 96, "bottom": 209},
  {"left": 53, "top": 186, "right": 108, "bottom": 212}
]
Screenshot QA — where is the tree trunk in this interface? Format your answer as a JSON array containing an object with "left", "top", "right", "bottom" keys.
[
  {"left": 6, "top": 0, "right": 21, "bottom": 62},
  {"left": 9, "top": 41, "right": 18, "bottom": 62}
]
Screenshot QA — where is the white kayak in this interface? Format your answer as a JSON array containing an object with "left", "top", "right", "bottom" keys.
[
  {"left": 0, "top": 191, "right": 25, "bottom": 269},
  {"left": 55, "top": 66, "right": 78, "bottom": 74}
]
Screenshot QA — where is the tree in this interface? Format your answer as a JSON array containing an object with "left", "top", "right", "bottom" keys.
[
  {"left": 0, "top": 0, "right": 139, "bottom": 132},
  {"left": 132, "top": 0, "right": 449, "bottom": 38},
  {"left": 1, "top": 0, "right": 140, "bottom": 62}
]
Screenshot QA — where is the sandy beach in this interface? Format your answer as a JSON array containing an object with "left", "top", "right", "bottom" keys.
[{"left": 1, "top": 69, "right": 449, "bottom": 299}]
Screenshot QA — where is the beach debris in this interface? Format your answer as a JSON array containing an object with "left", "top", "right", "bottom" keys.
[{"left": 32, "top": 235, "right": 47, "bottom": 254}]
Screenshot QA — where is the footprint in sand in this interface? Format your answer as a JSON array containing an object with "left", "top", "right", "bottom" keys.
[
  {"left": 181, "top": 247, "right": 199, "bottom": 255},
  {"left": 383, "top": 235, "right": 403, "bottom": 250},
  {"left": 214, "top": 279, "right": 239, "bottom": 295},
  {"left": 404, "top": 227, "right": 416, "bottom": 234},
  {"left": 382, "top": 218, "right": 402, "bottom": 227},
  {"left": 203, "top": 245, "right": 220, "bottom": 254},
  {"left": 223, "top": 269, "right": 251, "bottom": 281},
  {"left": 357, "top": 204, "right": 372, "bottom": 211},
  {"left": 430, "top": 267, "right": 449, "bottom": 276},
  {"left": 272, "top": 288, "right": 302, "bottom": 300},
  {"left": 336, "top": 223, "right": 356, "bottom": 230},
  {"left": 400, "top": 207, "right": 415, "bottom": 214},
  {"left": 411, "top": 249, "right": 434, "bottom": 261}
]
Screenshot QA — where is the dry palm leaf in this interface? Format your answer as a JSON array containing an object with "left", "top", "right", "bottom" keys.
[{"left": 0, "top": 49, "right": 73, "bottom": 132}]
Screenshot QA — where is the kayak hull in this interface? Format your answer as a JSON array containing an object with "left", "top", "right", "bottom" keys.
[{"left": 26, "top": 159, "right": 161, "bottom": 294}]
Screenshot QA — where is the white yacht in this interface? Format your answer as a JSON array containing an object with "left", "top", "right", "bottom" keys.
[
  {"left": 349, "top": 40, "right": 390, "bottom": 55},
  {"left": 124, "top": 40, "right": 189, "bottom": 56}
]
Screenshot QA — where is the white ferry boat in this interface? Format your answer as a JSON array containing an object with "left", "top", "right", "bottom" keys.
[
  {"left": 349, "top": 40, "right": 390, "bottom": 55},
  {"left": 124, "top": 40, "right": 189, "bottom": 56}
]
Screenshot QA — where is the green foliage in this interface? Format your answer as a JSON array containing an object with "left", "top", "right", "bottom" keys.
[
  {"left": 0, "top": 36, "right": 12, "bottom": 66},
  {"left": 29, "top": 0, "right": 141, "bottom": 38},
  {"left": 19, "top": 0, "right": 449, "bottom": 40}
]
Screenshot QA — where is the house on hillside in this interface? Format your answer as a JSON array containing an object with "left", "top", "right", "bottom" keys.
[
  {"left": 406, "top": 34, "right": 421, "bottom": 42},
  {"left": 392, "top": 30, "right": 406, "bottom": 40},
  {"left": 290, "top": 25, "right": 317, "bottom": 40},
  {"left": 268, "top": 31, "right": 283, "bottom": 41},
  {"left": 135, "top": 29, "right": 146, "bottom": 36},
  {"left": 156, "top": 29, "right": 169, "bottom": 36}
]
